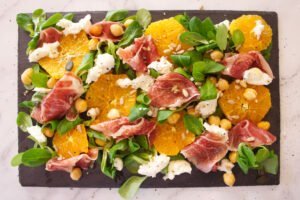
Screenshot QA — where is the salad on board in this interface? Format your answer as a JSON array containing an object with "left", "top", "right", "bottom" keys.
[{"left": 14, "top": 9, "right": 278, "bottom": 199}]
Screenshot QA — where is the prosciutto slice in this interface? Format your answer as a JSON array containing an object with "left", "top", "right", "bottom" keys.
[
  {"left": 46, "top": 148, "right": 98, "bottom": 173},
  {"left": 38, "top": 27, "right": 62, "bottom": 47},
  {"left": 181, "top": 132, "right": 228, "bottom": 173},
  {"left": 90, "top": 117, "right": 156, "bottom": 140},
  {"left": 228, "top": 120, "right": 277, "bottom": 151},
  {"left": 31, "top": 72, "right": 84, "bottom": 123},
  {"left": 117, "top": 35, "right": 159, "bottom": 72},
  {"left": 89, "top": 21, "right": 123, "bottom": 42},
  {"left": 148, "top": 72, "right": 200, "bottom": 108},
  {"left": 222, "top": 51, "right": 274, "bottom": 79}
]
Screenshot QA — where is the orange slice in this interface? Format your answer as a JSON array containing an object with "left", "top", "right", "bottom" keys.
[
  {"left": 218, "top": 82, "right": 271, "bottom": 124},
  {"left": 145, "top": 17, "right": 191, "bottom": 57},
  {"left": 153, "top": 112, "right": 195, "bottom": 156},
  {"left": 53, "top": 124, "right": 88, "bottom": 159},
  {"left": 39, "top": 31, "right": 89, "bottom": 79},
  {"left": 85, "top": 74, "right": 136, "bottom": 122},
  {"left": 229, "top": 15, "right": 272, "bottom": 53}
]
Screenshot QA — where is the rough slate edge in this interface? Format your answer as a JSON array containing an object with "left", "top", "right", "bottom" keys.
[{"left": 17, "top": 10, "right": 280, "bottom": 188}]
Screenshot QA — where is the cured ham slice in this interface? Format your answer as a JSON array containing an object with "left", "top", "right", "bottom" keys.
[
  {"left": 148, "top": 72, "right": 200, "bottom": 108},
  {"left": 31, "top": 72, "right": 84, "bottom": 123},
  {"left": 89, "top": 21, "right": 123, "bottom": 42},
  {"left": 38, "top": 27, "right": 62, "bottom": 47},
  {"left": 117, "top": 35, "right": 159, "bottom": 72},
  {"left": 90, "top": 117, "right": 156, "bottom": 140},
  {"left": 228, "top": 120, "right": 276, "bottom": 151},
  {"left": 181, "top": 132, "right": 228, "bottom": 173},
  {"left": 46, "top": 148, "right": 98, "bottom": 172},
  {"left": 222, "top": 51, "right": 274, "bottom": 79}
]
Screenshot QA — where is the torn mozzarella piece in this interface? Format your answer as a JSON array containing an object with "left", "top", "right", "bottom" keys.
[
  {"left": 117, "top": 74, "right": 154, "bottom": 92},
  {"left": 243, "top": 67, "right": 272, "bottom": 85},
  {"left": 163, "top": 160, "right": 192, "bottom": 180},
  {"left": 27, "top": 126, "right": 47, "bottom": 143},
  {"left": 215, "top": 19, "right": 230, "bottom": 29},
  {"left": 29, "top": 42, "right": 60, "bottom": 62},
  {"left": 57, "top": 14, "right": 92, "bottom": 35},
  {"left": 86, "top": 53, "right": 115, "bottom": 84},
  {"left": 251, "top": 20, "right": 265, "bottom": 40},
  {"left": 138, "top": 154, "right": 170, "bottom": 177},
  {"left": 33, "top": 87, "right": 52, "bottom": 93},
  {"left": 217, "top": 159, "right": 234, "bottom": 173},
  {"left": 195, "top": 98, "right": 218, "bottom": 118},
  {"left": 147, "top": 57, "right": 173, "bottom": 74},
  {"left": 204, "top": 122, "right": 228, "bottom": 137}
]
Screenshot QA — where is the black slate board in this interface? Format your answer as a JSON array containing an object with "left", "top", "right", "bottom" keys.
[{"left": 18, "top": 10, "right": 280, "bottom": 188}]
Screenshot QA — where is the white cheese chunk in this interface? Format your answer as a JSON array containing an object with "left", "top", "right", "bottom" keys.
[
  {"left": 195, "top": 98, "right": 218, "bottom": 118},
  {"left": 138, "top": 154, "right": 170, "bottom": 177},
  {"left": 251, "top": 20, "right": 265, "bottom": 40},
  {"left": 243, "top": 67, "right": 272, "bottom": 85},
  {"left": 113, "top": 157, "right": 124, "bottom": 171},
  {"left": 217, "top": 159, "right": 234, "bottom": 173},
  {"left": 148, "top": 57, "right": 173, "bottom": 74},
  {"left": 87, "top": 107, "right": 100, "bottom": 119},
  {"left": 28, "top": 42, "right": 60, "bottom": 62},
  {"left": 27, "top": 126, "right": 47, "bottom": 143},
  {"left": 86, "top": 53, "right": 115, "bottom": 84},
  {"left": 117, "top": 74, "right": 154, "bottom": 92},
  {"left": 215, "top": 19, "right": 230, "bottom": 29},
  {"left": 57, "top": 14, "right": 92, "bottom": 35},
  {"left": 107, "top": 108, "right": 120, "bottom": 119},
  {"left": 33, "top": 87, "right": 52, "bottom": 93},
  {"left": 204, "top": 122, "right": 228, "bottom": 137},
  {"left": 163, "top": 160, "right": 192, "bottom": 180}
]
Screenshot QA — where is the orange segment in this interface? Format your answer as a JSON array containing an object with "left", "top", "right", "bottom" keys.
[
  {"left": 85, "top": 74, "right": 136, "bottom": 122},
  {"left": 229, "top": 15, "right": 272, "bottom": 53},
  {"left": 39, "top": 31, "right": 89, "bottom": 79},
  {"left": 153, "top": 113, "right": 195, "bottom": 156},
  {"left": 218, "top": 82, "right": 271, "bottom": 124},
  {"left": 53, "top": 124, "right": 88, "bottom": 159},
  {"left": 145, "top": 17, "right": 191, "bottom": 57}
]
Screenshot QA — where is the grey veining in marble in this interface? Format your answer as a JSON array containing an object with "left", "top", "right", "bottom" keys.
[{"left": 0, "top": 0, "right": 299, "bottom": 199}]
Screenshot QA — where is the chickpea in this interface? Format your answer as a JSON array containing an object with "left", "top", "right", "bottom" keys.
[
  {"left": 208, "top": 115, "right": 221, "bottom": 126},
  {"left": 88, "top": 38, "right": 99, "bottom": 51},
  {"left": 257, "top": 121, "right": 271, "bottom": 130},
  {"left": 70, "top": 167, "right": 82, "bottom": 181},
  {"left": 223, "top": 172, "right": 235, "bottom": 187},
  {"left": 89, "top": 24, "right": 103, "bottom": 36},
  {"left": 42, "top": 127, "right": 54, "bottom": 138},
  {"left": 208, "top": 76, "right": 217, "bottom": 85},
  {"left": 124, "top": 19, "right": 134, "bottom": 28},
  {"left": 187, "top": 107, "right": 197, "bottom": 116},
  {"left": 21, "top": 68, "right": 33, "bottom": 85},
  {"left": 167, "top": 113, "right": 181, "bottom": 125},
  {"left": 47, "top": 77, "right": 57, "bottom": 89},
  {"left": 110, "top": 24, "right": 124, "bottom": 37},
  {"left": 107, "top": 108, "right": 120, "bottom": 119},
  {"left": 217, "top": 78, "right": 229, "bottom": 91},
  {"left": 220, "top": 119, "right": 232, "bottom": 130},
  {"left": 95, "top": 138, "right": 106, "bottom": 147},
  {"left": 229, "top": 151, "right": 238, "bottom": 163},
  {"left": 243, "top": 88, "right": 257, "bottom": 101},
  {"left": 210, "top": 50, "right": 224, "bottom": 62},
  {"left": 75, "top": 98, "right": 88, "bottom": 113}
]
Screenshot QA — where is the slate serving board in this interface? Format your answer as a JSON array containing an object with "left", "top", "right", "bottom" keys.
[{"left": 18, "top": 10, "right": 280, "bottom": 188}]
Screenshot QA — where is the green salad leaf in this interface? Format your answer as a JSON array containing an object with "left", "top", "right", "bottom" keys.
[
  {"left": 41, "top": 13, "right": 63, "bottom": 30},
  {"left": 192, "top": 61, "right": 206, "bottom": 82},
  {"left": 149, "top": 68, "right": 159, "bottom": 78},
  {"left": 19, "top": 101, "right": 35, "bottom": 109},
  {"left": 198, "top": 17, "right": 216, "bottom": 40},
  {"left": 119, "top": 176, "right": 147, "bottom": 200},
  {"left": 16, "top": 112, "right": 32, "bottom": 132},
  {"left": 262, "top": 42, "right": 272, "bottom": 61},
  {"left": 261, "top": 151, "right": 278, "bottom": 175},
  {"left": 16, "top": 13, "right": 34, "bottom": 36},
  {"left": 124, "top": 154, "right": 148, "bottom": 174},
  {"left": 216, "top": 24, "right": 228, "bottom": 51},
  {"left": 106, "top": 9, "right": 129, "bottom": 21},
  {"left": 157, "top": 110, "right": 174, "bottom": 123},
  {"left": 100, "top": 148, "right": 116, "bottom": 179},
  {"left": 232, "top": 29, "right": 245, "bottom": 47},
  {"left": 136, "top": 9, "right": 151, "bottom": 29},
  {"left": 183, "top": 114, "right": 203, "bottom": 135},
  {"left": 56, "top": 117, "right": 82, "bottom": 135},
  {"left": 174, "top": 13, "right": 190, "bottom": 29},
  {"left": 179, "top": 32, "right": 208, "bottom": 46},
  {"left": 32, "top": 9, "right": 46, "bottom": 32},
  {"left": 11, "top": 152, "right": 25, "bottom": 167},
  {"left": 21, "top": 148, "right": 53, "bottom": 167},
  {"left": 31, "top": 65, "right": 49, "bottom": 88},
  {"left": 200, "top": 79, "right": 218, "bottom": 100},
  {"left": 128, "top": 104, "right": 149, "bottom": 122},
  {"left": 135, "top": 135, "right": 149, "bottom": 149},
  {"left": 189, "top": 16, "right": 202, "bottom": 33},
  {"left": 173, "top": 67, "right": 191, "bottom": 78},
  {"left": 196, "top": 42, "right": 217, "bottom": 53},
  {"left": 170, "top": 55, "right": 191, "bottom": 67},
  {"left": 118, "top": 21, "right": 143, "bottom": 47},
  {"left": 76, "top": 52, "right": 95, "bottom": 75},
  {"left": 128, "top": 138, "right": 140, "bottom": 153},
  {"left": 136, "top": 93, "right": 151, "bottom": 105},
  {"left": 63, "top": 13, "right": 74, "bottom": 20},
  {"left": 109, "top": 140, "right": 128, "bottom": 160}
]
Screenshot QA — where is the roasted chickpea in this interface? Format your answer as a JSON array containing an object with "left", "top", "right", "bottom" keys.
[
  {"left": 243, "top": 88, "right": 257, "bottom": 101},
  {"left": 229, "top": 151, "right": 238, "bottom": 163},
  {"left": 217, "top": 78, "right": 229, "bottom": 91},
  {"left": 208, "top": 115, "right": 221, "bottom": 126},
  {"left": 21, "top": 68, "right": 33, "bottom": 85},
  {"left": 47, "top": 77, "right": 57, "bottom": 89},
  {"left": 42, "top": 127, "right": 54, "bottom": 138},
  {"left": 88, "top": 38, "right": 99, "bottom": 51},
  {"left": 110, "top": 24, "right": 124, "bottom": 37},
  {"left": 223, "top": 172, "right": 235, "bottom": 187},
  {"left": 257, "top": 121, "right": 271, "bottom": 130},
  {"left": 89, "top": 24, "right": 103, "bottom": 36},
  {"left": 75, "top": 98, "right": 88, "bottom": 113},
  {"left": 220, "top": 119, "right": 232, "bottom": 130},
  {"left": 70, "top": 167, "right": 82, "bottom": 181},
  {"left": 210, "top": 50, "right": 224, "bottom": 62}
]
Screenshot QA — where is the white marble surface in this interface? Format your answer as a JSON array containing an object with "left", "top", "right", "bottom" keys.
[{"left": 0, "top": 0, "right": 299, "bottom": 199}]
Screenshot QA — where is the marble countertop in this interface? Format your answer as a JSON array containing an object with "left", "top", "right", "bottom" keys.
[{"left": 0, "top": 0, "right": 299, "bottom": 199}]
